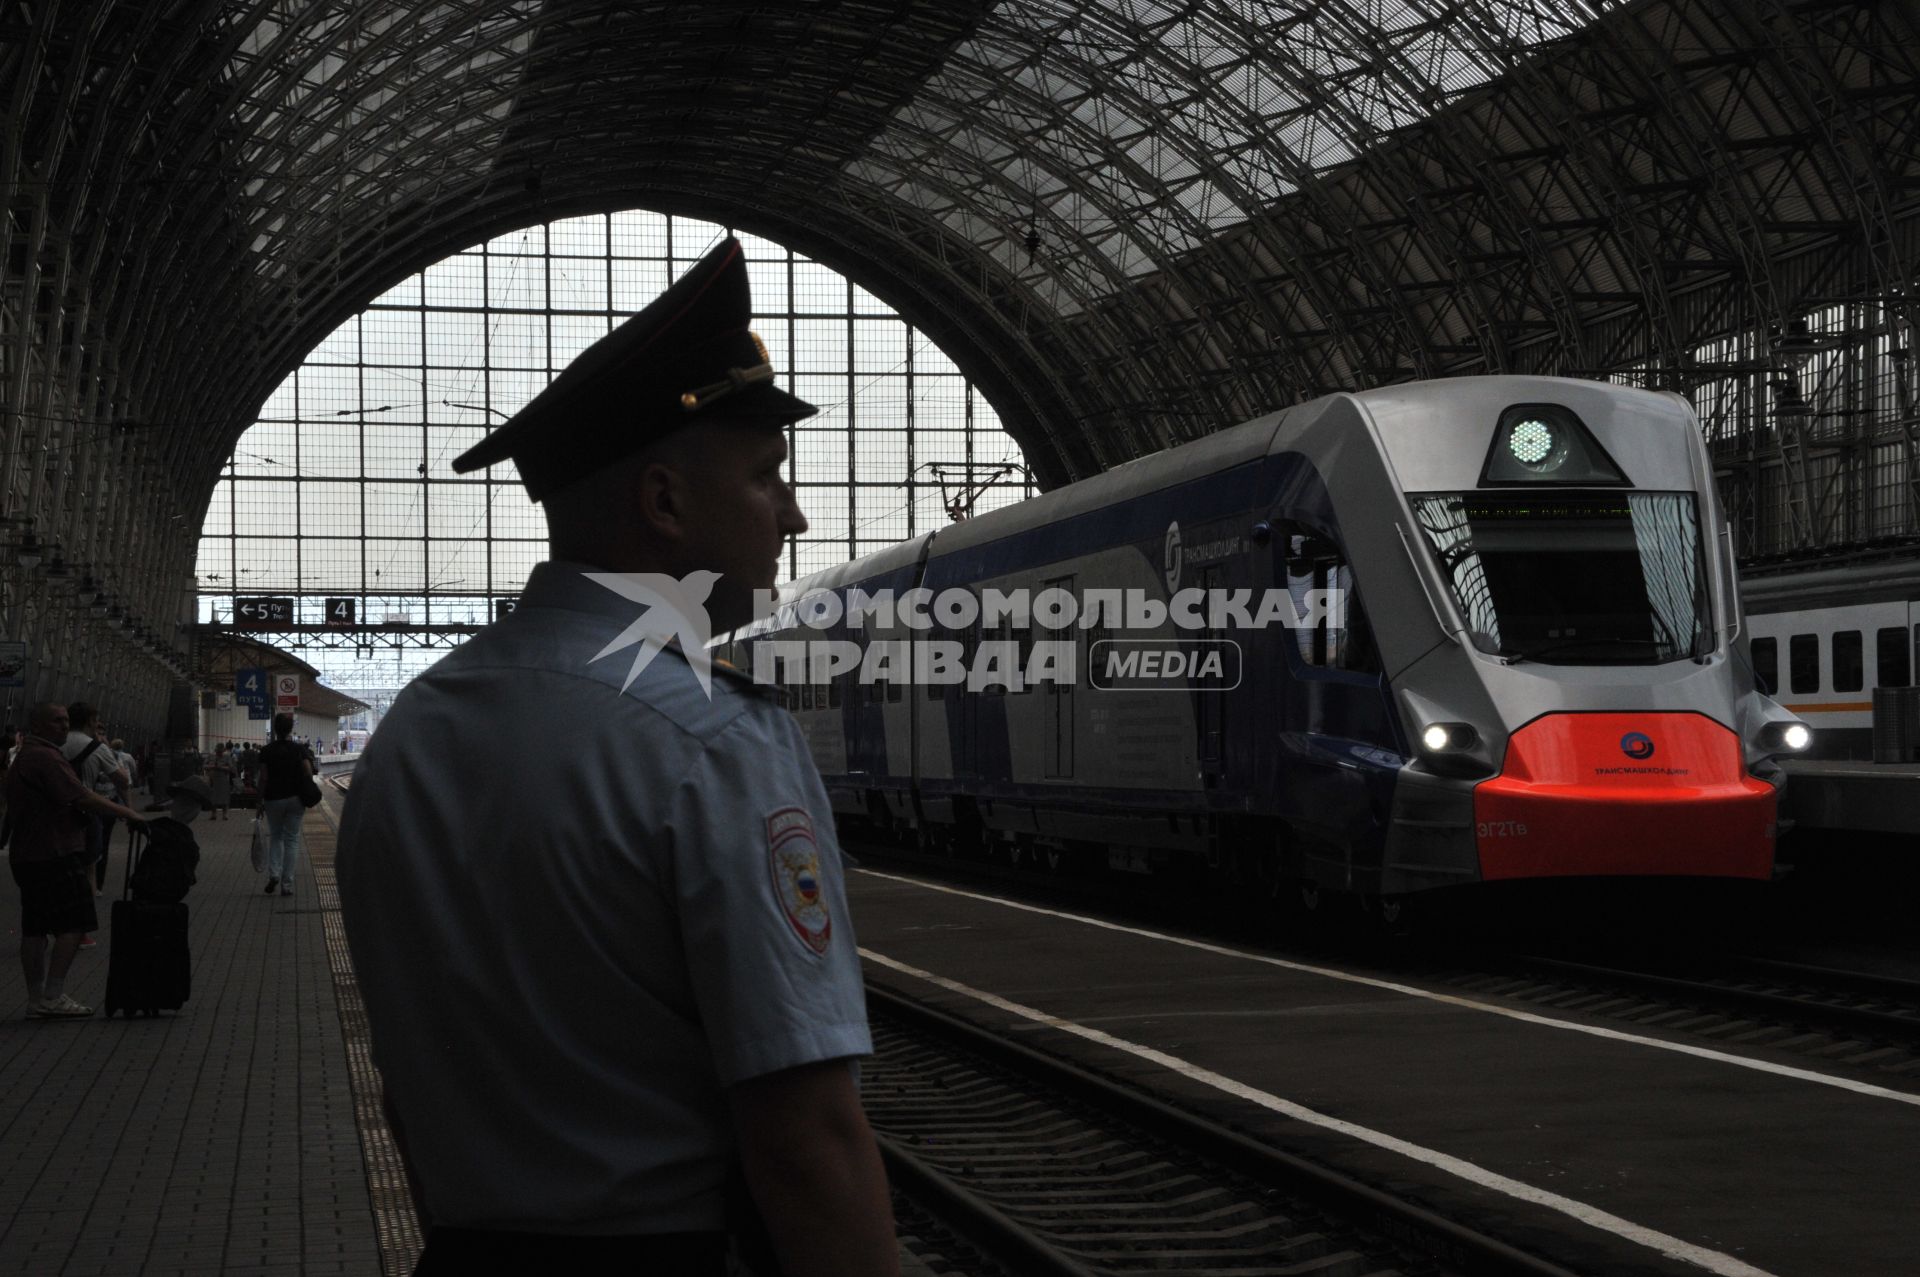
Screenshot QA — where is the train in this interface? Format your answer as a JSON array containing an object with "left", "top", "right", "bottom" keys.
[
  {"left": 720, "top": 376, "right": 1812, "bottom": 913},
  {"left": 1741, "top": 560, "right": 1919, "bottom": 760}
]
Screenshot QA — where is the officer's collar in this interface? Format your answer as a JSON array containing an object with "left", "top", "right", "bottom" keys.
[
  {"left": 518, "top": 560, "right": 709, "bottom": 634},
  {"left": 517, "top": 560, "right": 765, "bottom": 688}
]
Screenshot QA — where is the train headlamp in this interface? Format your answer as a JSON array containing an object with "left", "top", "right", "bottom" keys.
[
  {"left": 1508, "top": 419, "right": 1555, "bottom": 464},
  {"left": 1420, "top": 722, "right": 1479, "bottom": 753},
  {"left": 1481, "top": 404, "right": 1628, "bottom": 486},
  {"left": 1760, "top": 721, "right": 1812, "bottom": 754}
]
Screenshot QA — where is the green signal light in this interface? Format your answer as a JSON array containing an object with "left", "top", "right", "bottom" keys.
[{"left": 1509, "top": 419, "right": 1555, "bottom": 464}]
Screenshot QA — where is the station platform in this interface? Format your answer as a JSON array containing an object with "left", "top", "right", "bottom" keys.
[
  {"left": 0, "top": 792, "right": 938, "bottom": 1277},
  {"left": 0, "top": 796, "right": 398, "bottom": 1275},
  {"left": 1783, "top": 757, "right": 1920, "bottom": 837}
]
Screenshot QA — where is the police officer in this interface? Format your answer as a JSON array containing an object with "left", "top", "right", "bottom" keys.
[{"left": 336, "top": 239, "right": 897, "bottom": 1276}]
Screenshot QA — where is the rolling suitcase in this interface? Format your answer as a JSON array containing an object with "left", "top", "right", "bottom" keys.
[{"left": 103, "top": 821, "right": 191, "bottom": 1018}]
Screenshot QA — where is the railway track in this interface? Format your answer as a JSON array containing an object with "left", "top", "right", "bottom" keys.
[
  {"left": 855, "top": 842, "right": 1920, "bottom": 1078},
  {"left": 1464, "top": 953, "right": 1920, "bottom": 1068},
  {"left": 862, "top": 983, "right": 1579, "bottom": 1277}
]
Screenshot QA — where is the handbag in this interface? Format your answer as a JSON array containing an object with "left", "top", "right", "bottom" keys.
[
  {"left": 250, "top": 812, "right": 268, "bottom": 873},
  {"left": 299, "top": 774, "right": 323, "bottom": 809}
]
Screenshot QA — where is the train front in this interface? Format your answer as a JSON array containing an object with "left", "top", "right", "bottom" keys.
[{"left": 1344, "top": 378, "right": 1810, "bottom": 891}]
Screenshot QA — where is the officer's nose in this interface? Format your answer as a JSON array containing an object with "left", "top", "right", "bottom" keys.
[{"left": 779, "top": 481, "right": 809, "bottom": 538}]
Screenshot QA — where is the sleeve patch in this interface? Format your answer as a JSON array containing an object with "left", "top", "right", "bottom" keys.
[{"left": 766, "top": 807, "right": 832, "bottom": 957}]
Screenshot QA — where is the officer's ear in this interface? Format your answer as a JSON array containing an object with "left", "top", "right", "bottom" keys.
[{"left": 626, "top": 453, "right": 700, "bottom": 544}]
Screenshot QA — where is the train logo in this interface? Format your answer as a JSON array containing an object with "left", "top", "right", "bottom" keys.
[
  {"left": 1620, "top": 732, "right": 1656, "bottom": 760},
  {"left": 1163, "top": 521, "right": 1183, "bottom": 592}
]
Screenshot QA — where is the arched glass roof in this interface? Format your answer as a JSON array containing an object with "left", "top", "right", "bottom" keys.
[
  {"left": 857, "top": 0, "right": 1627, "bottom": 312},
  {"left": 1, "top": 0, "right": 1916, "bottom": 696}
]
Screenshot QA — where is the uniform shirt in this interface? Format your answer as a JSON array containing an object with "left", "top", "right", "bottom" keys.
[
  {"left": 4, "top": 735, "right": 91, "bottom": 861},
  {"left": 336, "top": 560, "right": 871, "bottom": 1236}
]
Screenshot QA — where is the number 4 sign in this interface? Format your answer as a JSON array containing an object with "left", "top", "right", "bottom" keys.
[{"left": 235, "top": 668, "right": 268, "bottom": 705}]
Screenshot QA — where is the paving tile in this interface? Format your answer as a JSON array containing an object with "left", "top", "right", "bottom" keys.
[{"left": 0, "top": 803, "right": 388, "bottom": 1274}]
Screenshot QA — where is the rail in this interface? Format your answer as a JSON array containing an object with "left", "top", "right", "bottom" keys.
[{"left": 864, "top": 982, "right": 1579, "bottom": 1277}]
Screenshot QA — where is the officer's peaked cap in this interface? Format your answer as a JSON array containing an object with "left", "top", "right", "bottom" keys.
[{"left": 450, "top": 237, "right": 817, "bottom": 501}]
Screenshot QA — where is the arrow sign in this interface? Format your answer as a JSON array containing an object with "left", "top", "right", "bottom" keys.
[{"left": 235, "top": 596, "right": 294, "bottom": 628}]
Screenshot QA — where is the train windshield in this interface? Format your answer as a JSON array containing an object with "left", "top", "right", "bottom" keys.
[{"left": 1409, "top": 491, "right": 1710, "bottom": 664}]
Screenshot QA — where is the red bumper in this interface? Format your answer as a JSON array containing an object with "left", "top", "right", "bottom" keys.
[{"left": 1474, "top": 713, "right": 1775, "bottom": 881}]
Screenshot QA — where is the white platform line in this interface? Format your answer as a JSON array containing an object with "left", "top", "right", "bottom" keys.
[
  {"left": 855, "top": 869, "right": 1920, "bottom": 1109},
  {"left": 862, "top": 947, "right": 1779, "bottom": 1277}
]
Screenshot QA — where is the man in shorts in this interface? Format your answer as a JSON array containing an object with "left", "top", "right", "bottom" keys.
[{"left": 7, "top": 702, "right": 151, "bottom": 1018}]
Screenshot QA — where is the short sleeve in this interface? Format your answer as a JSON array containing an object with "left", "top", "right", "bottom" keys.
[
  {"left": 666, "top": 706, "right": 871, "bottom": 1086},
  {"left": 30, "top": 752, "right": 90, "bottom": 807}
]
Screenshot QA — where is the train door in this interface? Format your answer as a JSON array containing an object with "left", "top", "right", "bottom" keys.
[
  {"left": 1045, "top": 573, "right": 1074, "bottom": 778},
  {"left": 1196, "top": 564, "right": 1225, "bottom": 781}
]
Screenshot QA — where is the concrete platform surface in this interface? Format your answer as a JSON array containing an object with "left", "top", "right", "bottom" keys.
[
  {"left": 0, "top": 799, "right": 387, "bottom": 1276},
  {"left": 2, "top": 793, "right": 935, "bottom": 1276}
]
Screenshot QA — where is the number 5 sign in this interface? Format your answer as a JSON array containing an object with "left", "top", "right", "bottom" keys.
[{"left": 275, "top": 673, "right": 300, "bottom": 709}]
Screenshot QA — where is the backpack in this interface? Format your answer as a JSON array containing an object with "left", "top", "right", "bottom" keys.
[{"left": 131, "top": 818, "right": 201, "bottom": 904}]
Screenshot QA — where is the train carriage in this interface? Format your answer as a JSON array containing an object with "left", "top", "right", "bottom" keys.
[
  {"left": 726, "top": 376, "right": 1811, "bottom": 906},
  {"left": 1741, "top": 562, "right": 1920, "bottom": 759}
]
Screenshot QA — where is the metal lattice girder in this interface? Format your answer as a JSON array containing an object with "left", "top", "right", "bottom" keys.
[{"left": 4, "top": 0, "right": 1920, "bottom": 725}]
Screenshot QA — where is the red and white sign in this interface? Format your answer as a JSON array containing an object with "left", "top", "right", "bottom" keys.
[{"left": 275, "top": 673, "right": 300, "bottom": 709}]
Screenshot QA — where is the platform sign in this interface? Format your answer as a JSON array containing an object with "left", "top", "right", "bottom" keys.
[
  {"left": 235, "top": 596, "right": 294, "bottom": 628},
  {"left": 275, "top": 673, "right": 300, "bottom": 709},
  {"left": 247, "top": 705, "right": 271, "bottom": 721},
  {"left": 235, "top": 667, "right": 269, "bottom": 706},
  {"left": 0, "top": 640, "right": 25, "bottom": 688},
  {"left": 494, "top": 598, "right": 518, "bottom": 622},
  {"left": 324, "top": 597, "right": 357, "bottom": 627}
]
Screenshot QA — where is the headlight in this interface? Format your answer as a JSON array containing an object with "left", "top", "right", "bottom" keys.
[
  {"left": 1760, "top": 721, "right": 1812, "bottom": 754},
  {"left": 1421, "top": 722, "right": 1479, "bottom": 753},
  {"left": 1508, "top": 418, "right": 1556, "bottom": 465}
]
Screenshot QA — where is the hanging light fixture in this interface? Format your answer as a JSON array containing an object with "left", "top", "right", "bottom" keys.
[{"left": 16, "top": 531, "right": 43, "bottom": 569}]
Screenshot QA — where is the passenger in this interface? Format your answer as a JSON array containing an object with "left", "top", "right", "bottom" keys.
[
  {"left": 110, "top": 738, "right": 137, "bottom": 794},
  {"left": 337, "top": 238, "right": 897, "bottom": 1276},
  {"left": 64, "top": 704, "right": 128, "bottom": 905},
  {"left": 7, "top": 702, "right": 151, "bottom": 1018},
  {"left": 206, "top": 743, "right": 235, "bottom": 821},
  {"left": 256, "top": 715, "right": 313, "bottom": 897}
]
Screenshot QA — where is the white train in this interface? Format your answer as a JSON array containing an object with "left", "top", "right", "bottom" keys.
[{"left": 1742, "top": 561, "right": 1920, "bottom": 759}]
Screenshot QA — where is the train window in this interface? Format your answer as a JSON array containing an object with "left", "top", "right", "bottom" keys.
[
  {"left": 1832, "top": 631, "right": 1863, "bottom": 693},
  {"left": 1751, "top": 637, "right": 1778, "bottom": 695},
  {"left": 1408, "top": 491, "right": 1708, "bottom": 664},
  {"left": 1880, "top": 627, "right": 1911, "bottom": 688},
  {"left": 1283, "top": 528, "right": 1382, "bottom": 673},
  {"left": 1789, "top": 633, "right": 1819, "bottom": 694}
]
